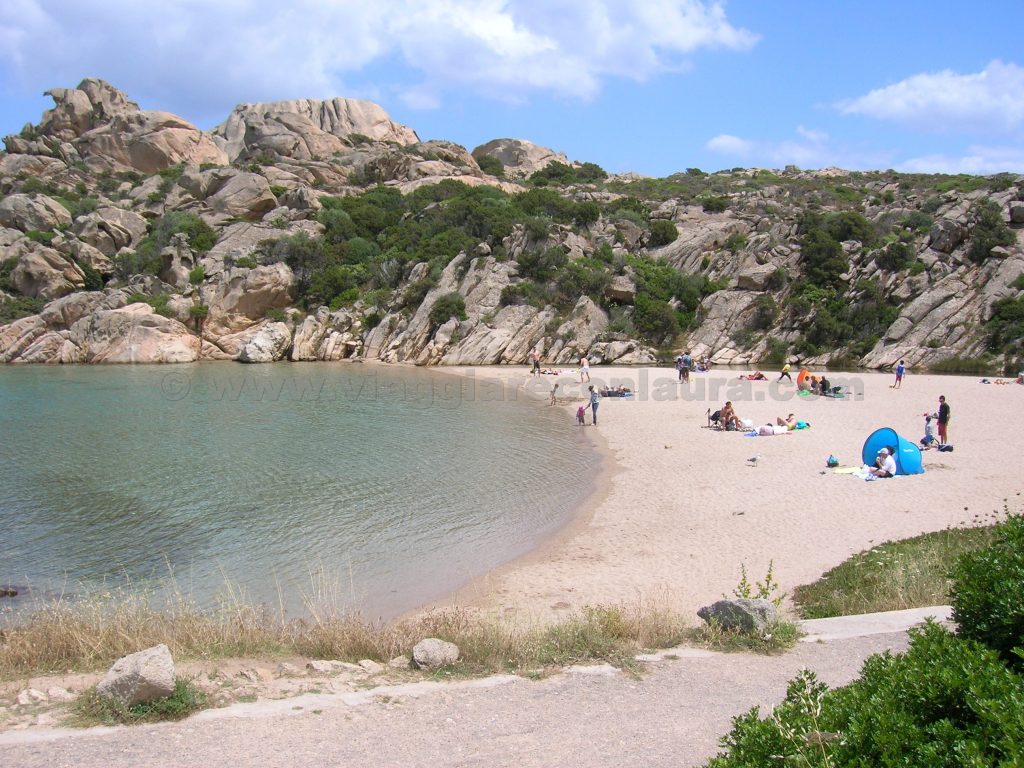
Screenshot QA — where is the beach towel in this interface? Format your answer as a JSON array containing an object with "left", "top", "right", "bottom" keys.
[{"left": 832, "top": 466, "right": 862, "bottom": 474}]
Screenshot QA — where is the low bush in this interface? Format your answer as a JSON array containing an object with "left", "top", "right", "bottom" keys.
[
  {"left": 429, "top": 292, "right": 467, "bottom": 327},
  {"left": 648, "top": 219, "right": 679, "bottom": 247},
  {"left": 708, "top": 623, "right": 1024, "bottom": 767},
  {"left": 968, "top": 199, "right": 1015, "bottom": 264},
  {"left": 0, "top": 296, "right": 45, "bottom": 324},
  {"left": 950, "top": 514, "right": 1024, "bottom": 666}
]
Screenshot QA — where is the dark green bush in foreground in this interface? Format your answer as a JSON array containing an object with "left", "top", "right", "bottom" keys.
[
  {"left": 951, "top": 514, "right": 1024, "bottom": 667},
  {"left": 429, "top": 293, "right": 467, "bottom": 327},
  {"left": 708, "top": 623, "right": 1024, "bottom": 767},
  {"left": 709, "top": 516, "right": 1024, "bottom": 767}
]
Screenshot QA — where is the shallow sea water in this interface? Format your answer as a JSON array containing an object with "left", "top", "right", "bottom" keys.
[{"left": 0, "top": 363, "right": 598, "bottom": 620}]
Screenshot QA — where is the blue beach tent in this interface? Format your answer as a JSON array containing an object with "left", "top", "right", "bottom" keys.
[{"left": 861, "top": 427, "right": 924, "bottom": 475}]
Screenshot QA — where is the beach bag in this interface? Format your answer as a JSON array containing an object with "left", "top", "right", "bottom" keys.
[{"left": 826, "top": 455, "right": 839, "bottom": 468}]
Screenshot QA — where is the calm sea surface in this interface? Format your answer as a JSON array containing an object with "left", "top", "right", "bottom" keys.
[{"left": 0, "top": 363, "right": 598, "bottom": 620}]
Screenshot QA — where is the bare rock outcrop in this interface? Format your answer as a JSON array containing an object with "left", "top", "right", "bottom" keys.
[
  {"left": 237, "top": 322, "right": 293, "bottom": 363},
  {"left": 290, "top": 307, "right": 363, "bottom": 361},
  {"left": 174, "top": 167, "right": 278, "bottom": 222},
  {"left": 72, "top": 206, "right": 148, "bottom": 256},
  {"left": 3, "top": 78, "right": 227, "bottom": 173},
  {"left": 10, "top": 245, "right": 85, "bottom": 299},
  {"left": 64, "top": 303, "right": 203, "bottom": 363},
  {"left": 0, "top": 194, "right": 72, "bottom": 233},
  {"left": 213, "top": 98, "right": 419, "bottom": 163},
  {"left": 472, "top": 138, "right": 568, "bottom": 179},
  {"left": 201, "top": 263, "right": 295, "bottom": 334}
]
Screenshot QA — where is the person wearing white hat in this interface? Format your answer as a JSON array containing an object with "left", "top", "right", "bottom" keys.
[{"left": 869, "top": 447, "right": 897, "bottom": 478}]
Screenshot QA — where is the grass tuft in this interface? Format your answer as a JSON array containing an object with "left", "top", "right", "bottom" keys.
[
  {"left": 688, "top": 620, "right": 801, "bottom": 655},
  {"left": 70, "top": 678, "right": 207, "bottom": 726}
]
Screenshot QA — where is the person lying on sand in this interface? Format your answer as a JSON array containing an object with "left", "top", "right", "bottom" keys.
[
  {"left": 776, "top": 413, "right": 797, "bottom": 430},
  {"left": 739, "top": 371, "right": 768, "bottom": 381}
]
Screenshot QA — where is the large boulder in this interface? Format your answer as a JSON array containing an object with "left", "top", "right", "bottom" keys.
[
  {"left": 64, "top": 304, "right": 202, "bottom": 363},
  {"left": 212, "top": 97, "right": 420, "bottom": 162},
  {"left": 176, "top": 167, "right": 278, "bottom": 221},
  {"left": 472, "top": 138, "right": 568, "bottom": 179},
  {"left": 0, "top": 194, "right": 72, "bottom": 233},
  {"left": 72, "top": 207, "right": 148, "bottom": 256},
  {"left": 697, "top": 598, "right": 777, "bottom": 633},
  {"left": 928, "top": 219, "right": 967, "bottom": 254},
  {"left": 10, "top": 246, "right": 85, "bottom": 299},
  {"left": 411, "top": 638, "right": 460, "bottom": 670},
  {"left": 290, "top": 307, "right": 363, "bottom": 361},
  {"left": 238, "top": 322, "right": 292, "bottom": 363},
  {"left": 202, "top": 263, "right": 295, "bottom": 333},
  {"left": 97, "top": 644, "right": 176, "bottom": 706}
]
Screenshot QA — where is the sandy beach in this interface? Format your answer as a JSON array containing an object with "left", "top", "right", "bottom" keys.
[{"left": 439, "top": 365, "right": 1024, "bottom": 622}]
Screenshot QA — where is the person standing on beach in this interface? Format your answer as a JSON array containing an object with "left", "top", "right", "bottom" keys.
[
  {"left": 588, "top": 385, "right": 600, "bottom": 425},
  {"left": 550, "top": 383, "right": 559, "bottom": 406},
  {"left": 580, "top": 356, "right": 591, "bottom": 383},
  {"left": 778, "top": 362, "right": 792, "bottom": 382},
  {"left": 530, "top": 348, "right": 541, "bottom": 377},
  {"left": 893, "top": 360, "right": 906, "bottom": 389},
  {"left": 681, "top": 351, "right": 692, "bottom": 382},
  {"left": 937, "top": 395, "right": 951, "bottom": 445}
]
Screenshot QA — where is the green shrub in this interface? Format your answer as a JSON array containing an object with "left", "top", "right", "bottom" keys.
[
  {"left": 824, "top": 210, "right": 877, "bottom": 246},
  {"left": 474, "top": 154, "right": 505, "bottom": 177},
  {"left": 723, "top": 232, "right": 747, "bottom": 253},
  {"left": 0, "top": 296, "right": 45, "bottom": 324},
  {"left": 516, "top": 246, "right": 567, "bottom": 282},
  {"left": 78, "top": 261, "right": 104, "bottom": 291},
  {"left": 633, "top": 294, "right": 679, "bottom": 344},
  {"left": 950, "top": 514, "right": 1024, "bottom": 666},
  {"left": 708, "top": 622, "right": 1024, "bottom": 767},
  {"left": 701, "top": 195, "right": 729, "bottom": 213},
  {"left": 269, "top": 185, "right": 287, "bottom": 198},
  {"left": 902, "top": 210, "right": 934, "bottom": 233},
  {"left": 188, "top": 304, "right": 209, "bottom": 319},
  {"left": 24, "top": 229, "right": 56, "bottom": 245},
  {"left": 648, "top": 219, "right": 679, "bottom": 247},
  {"left": 968, "top": 199, "right": 1015, "bottom": 264},
  {"left": 748, "top": 295, "right": 778, "bottom": 330},
  {"left": 929, "top": 356, "right": 997, "bottom": 374},
  {"left": 908, "top": 260, "right": 926, "bottom": 276},
  {"left": 500, "top": 282, "right": 551, "bottom": 308},
  {"left": 188, "top": 265, "right": 206, "bottom": 285},
  {"left": 127, "top": 292, "right": 172, "bottom": 317},
  {"left": 766, "top": 267, "right": 788, "bottom": 292},
  {"left": 875, "top": 240, "right": 915, "bottom": 272},
  {"left": 429, "top": 292, "right": 467, "bottom": 327},
  {"left": 233, "top": 256, "right": 257, "bottom": 269},
  {"left": 799, "top": 228, "right": 848, "bottom": 290}
]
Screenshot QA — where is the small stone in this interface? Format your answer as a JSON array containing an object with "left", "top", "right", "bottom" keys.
[
  {"left": 16, "top": 689, "right": 47, "bottom": 706},
  {"left": 412, "top": 638, "right": 460, "bottom": 670},
  {"left": 388, "top": 656, "right": 411, "bottom": 670},
  {"left": 277, "top": 662, "right": 303, "bottom": 677},
  {"left": 357, "top": 659, "right": 384, "bottom": 674},
  {"left": 45, "top": 687, "right": 74, "bottom": 702},
  {"left": 97, "top": 644, "right": 176, "bottom": 706}
]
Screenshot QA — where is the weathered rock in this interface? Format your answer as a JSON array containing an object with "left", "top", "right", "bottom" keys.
[
  {"left": 412, "top": 638, "right": 460, "bottom": 669},
  {"left": 159, "top": 233, "right": 195, "bottom": 290},
  {"left": 928, "top": 219, "right": 967, "bottom": 253},
  {"left": 213, "top": 97, "right": 420, "bottom": 162},
  {"left": 11, "top": 246, "right": 85, "bottom": 299},
  {"left": 202, "top": 263, "right": 295, "bottom": 334},
  {"left": 472, "top": 138, "right": 568, "bottom": 179},
  {"left": 697, "top": 598, "right": 777, "bottom": 633},
  {"left": 175, "top": 168, "right": 278, "bottom": 222},
  {"left": 1010, "top": 201, "right": 1024, "bottom": 224},
  {"left": 97, "top": 644, "right": 176, "bottom": 706},
  {"left": 65, "top": 304, "right": 203, "bottom": 363},
  {"left": 5, "top": 78, "right": 227, "bottom": 172},
  {"left": 290, "top": 307, "right": 362, "bottom": 361},
  {"left": 604, "top": 274, "right": 636, "bottom": 303},
  {"left": 0, "top": 194, "right": 72, "bottom": 232},
  {"left": 238, "top": 322, "right": 292, "bottom": 363},
  {"left": 72, "top": 207, "right": 148, "bottom": 256}
]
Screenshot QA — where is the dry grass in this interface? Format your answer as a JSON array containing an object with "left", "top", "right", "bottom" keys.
[{"left": 0, "top": 586, "right": 692, "bottom": 680}]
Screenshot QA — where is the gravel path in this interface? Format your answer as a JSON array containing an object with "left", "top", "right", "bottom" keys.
[{"left": 2, "top": 631, "right": 911, "bottom": 768}]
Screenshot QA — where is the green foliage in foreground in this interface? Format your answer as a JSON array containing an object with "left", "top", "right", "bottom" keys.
[
  {"left": 707, "top": 623, "right": 1024, "bottom": 767},
  {"left": 793, "top": 525, "right": 1002, "bottom": 619},
  {"left": 429, "top": 292, "right": 467, "bottom": 327},
  {"left": 71, "top": 678, "right": 207, "bottom": 726},
  {"left": 711, "top": 515, "right": 1024, "bottom": 767},
  {"left": 951, "top": 514, "right": 1024, "bottom": 667}
]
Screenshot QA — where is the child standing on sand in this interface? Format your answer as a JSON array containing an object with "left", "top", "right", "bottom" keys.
[
  {"left": 892, "top": 360, "right": 906, "bottom": 389},
  {"left": 920, "top": 413, "right": 936, "bottom": 448}
]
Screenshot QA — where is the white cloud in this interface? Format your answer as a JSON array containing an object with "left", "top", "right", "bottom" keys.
[
  {"left": 705, "top": 126, "right": 892, "bottom": 170},
  {"left": 0, "top": 0, "right": 757, "bottom": 123},
  {"left": 898, "top": 145, "right": 1024, "bottom": 175},
  {"left": 706, "top": 134, "right": 753, "bottom": 156},
  {"left": 838, "top": 60, "right": 1024, "bottom": 134}
]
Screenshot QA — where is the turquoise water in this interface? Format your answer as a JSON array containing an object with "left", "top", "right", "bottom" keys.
[{"left": 0, "top": 364, "right": 598, "bottom": 620}]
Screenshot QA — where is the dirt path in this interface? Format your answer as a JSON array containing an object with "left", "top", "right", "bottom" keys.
[{"left": 1, "top": 628, "right": 913, "bottom": 768}]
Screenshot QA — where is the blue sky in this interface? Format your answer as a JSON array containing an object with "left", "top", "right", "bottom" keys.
[{"left": 2, "top": 1, "right": 1023, "bottom": 177}]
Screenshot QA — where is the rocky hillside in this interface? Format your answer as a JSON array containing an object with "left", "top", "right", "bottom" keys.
[{"left": 2, "top": 78, "right": 1023, "bottom": 371}]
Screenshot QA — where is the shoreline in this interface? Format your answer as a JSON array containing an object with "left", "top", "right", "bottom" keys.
[{"left": 421, "top": 365, "right": 1024, "bottom": 624}]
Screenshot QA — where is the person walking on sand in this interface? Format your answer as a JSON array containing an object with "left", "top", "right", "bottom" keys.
[
  {"left": 530, "top": 348, "right": 541, "bottom": 377},
  {"left": 937, "top": 395, "right": 951, "bottom": 446},
  {"left": 778, "top": 362, "right": 792, "bottom": 382},
  {"left": 580, "top": 356, "right": 591, "bottom": 383},
  {"left": 892, "top": 360, "right": 906, "bottom": 389},
  {"left": 549, "top": 382, "right": 559, "bottom": 406},
  {"left": 588, "top": 385, "right": 600, "bottom": 425}
]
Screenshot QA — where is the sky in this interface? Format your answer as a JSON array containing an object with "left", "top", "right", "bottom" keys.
[{"left": 1, "top": 0, "right": 1023, "bottom": 178}]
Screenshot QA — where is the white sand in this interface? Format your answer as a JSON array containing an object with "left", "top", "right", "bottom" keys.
[{"left": 439, "top": 366, "right": 1024, "bottom": 622}]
